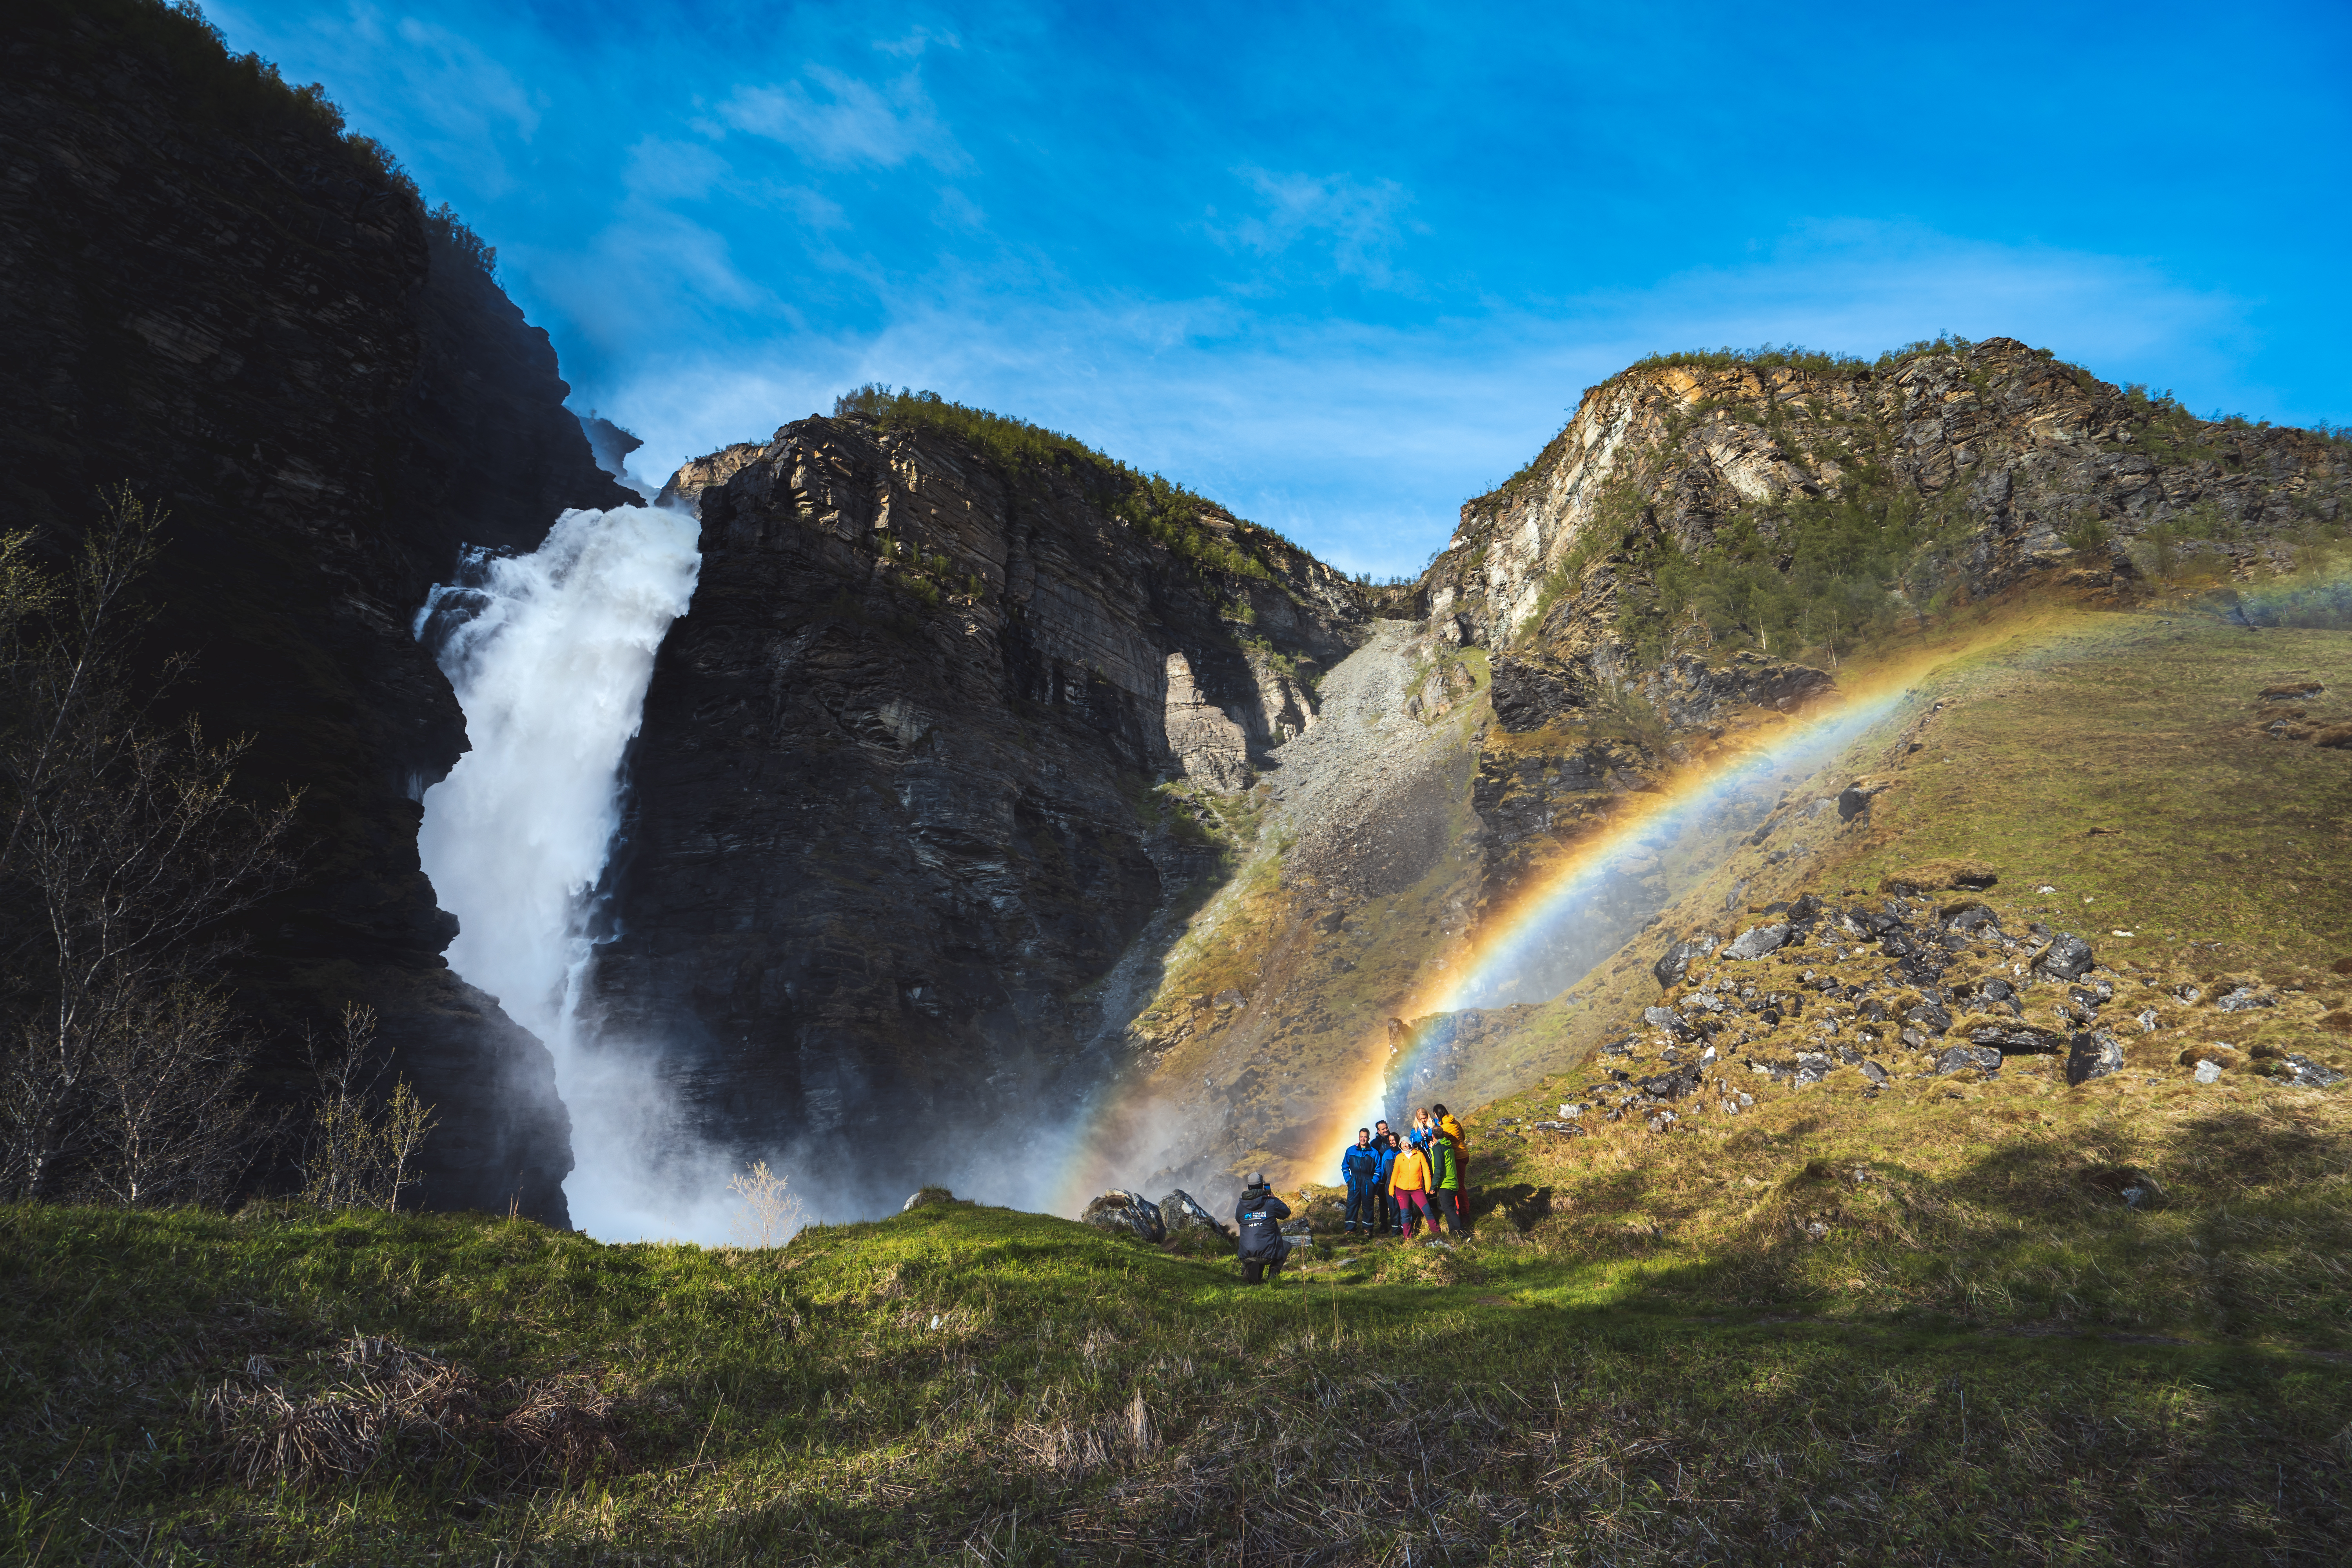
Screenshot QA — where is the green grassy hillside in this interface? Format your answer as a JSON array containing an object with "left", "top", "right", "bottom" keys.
[{"left": 4, "top": 1195, "right": 2347, "bottom": 1564}]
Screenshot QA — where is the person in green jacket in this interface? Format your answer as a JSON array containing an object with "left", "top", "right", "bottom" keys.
[{"left": 1428, "top": 1126, "right": 1468, "bottom": 1236}]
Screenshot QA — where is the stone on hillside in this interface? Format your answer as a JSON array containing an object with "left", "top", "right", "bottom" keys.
[
  {"left": 1652, "top": 933, "right": 1718, "bottom": 989},
  {"left": 2285, "top": 1054, "right": 2345, "bottom": 1088},
  {"left": 1643, "top": 1005, "right": 1697, "bottom": 1039},
  {"left": 2194, "top": 1059, "right": 2224, "bottom": 1084},
  {"left": 1724, "top": 922, "right": 1790, "bottom": 960},
  {"left": 1881, "top": 858, "right": 1999, "bottom": 895},
  {"left": 1936, "top": 1044, "right": 2004, "bottom": 1075},
  {"left": 902, "top": 1186, "right": 958, "bottom": 1211},
  {"left": 2035, "top": 933, "right": 2096, "bottom": 980},
  {"left": 1157, "top": 1189, "right": 1232, "bottom": 1238},
  {"left": 2215, "top": 986, "right": 2276, "bottom": 1013},
  {"left": 1904, "top": 999, "right": 1954, "bottom": 1033},
  {"left": 1861, "top": 1059, "right": 1891, "bottom": 1086},
  {"left": 1967, "top": 1021, "right": 2064, "bottom": 1053},
  {"left": 1213, "top": 989, "right": 1246, "bottom": 1010},
  {"left": 2066, "top": 1030, "right": 2126, "bottom": 1086},
  {"left": 1082, "top": 1190, "right": 1166, "bottom": 1243}
]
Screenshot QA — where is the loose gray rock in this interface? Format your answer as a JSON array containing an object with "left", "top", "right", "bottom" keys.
[
  {"left": 2215, "top": 986, "right": 2276, "bottom": 1013},
  {"left": 1936, "top": 1045, "right": 2004, "bottom": 1075},
  {"left": 2193, "top": 1059, "right": 2224, "bottom": 1084},
  {"left": 2037, "top": 933, "right": 2096, "bottom": 981},
  {"left": 2136, "top": 1008, "right": 2161, "bottom": 1032},
  {"left": 1725, "top": 922, "right": 1791, "bottom": 960},
  {"left": 1082, "top": 1190, "right": 1166, "bottom": 1243},
  {"left": 1157, "top": 1189, "right": 1232, "bottom": 1238},
  {"left": 2284, "top": 1054, "right": 2345, "bottom": 1088},
  {"left": 1652, "top": 933, "right": 1719, "bottom": 989},
  {"left": 1861, "top": 1060, "right": 1891, "bottom": 1087},
  {"left": 1967, "top": 1022, "right": 2065, "bottom": 1053},
  {"left": 1643, "top": 1005, "right": 1697, "bottom": 1039},
  {"left": 2066, "top": 1030, "right": 2127, "bottom": 1086}
]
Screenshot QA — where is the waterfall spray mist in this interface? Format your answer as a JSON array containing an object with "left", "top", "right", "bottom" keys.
[{"left": 415, "top": 503, "right": 704, "bottom": 1240}]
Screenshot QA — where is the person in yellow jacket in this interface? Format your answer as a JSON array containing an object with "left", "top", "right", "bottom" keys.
[{"left": 1387, "top": 1136, "right": 1435, "bottom": 1238}]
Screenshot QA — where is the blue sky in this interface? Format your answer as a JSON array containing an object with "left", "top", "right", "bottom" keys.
[{"left": 213, "top": 0, "right": 2352, "bottom": 577}]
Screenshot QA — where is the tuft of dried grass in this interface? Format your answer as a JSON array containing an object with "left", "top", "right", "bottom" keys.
[{"left": 207, "top": 1333, "right": 618, "bottom": 1490}]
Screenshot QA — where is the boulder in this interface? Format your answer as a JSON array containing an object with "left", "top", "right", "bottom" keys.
[
  {"left": 2035, "top": 933, "right": 2096, "bottom": 981},
  {"left": 1724, "top": 922, "right": 1791, "bottom": 961},
  {"left": 1966, "top": 1022, "right": 2064, "bottom": 1054},
  {"left": 1652, "top": 933, "right": 1719, "bottom": 989},
  {"left": 1860, "top": 1059, "right": 1891, "bottom": 1086},
  {"left": 2192, "top": 1059, "right": 2224, "bottom": 1084},
  {"left": 902, "top": 1186, "right": 958, "bottom": 1211},
  {"left": 1082, "top": 1190, "right": 1167, "bottom": 1243},
  {"left": 1157, "top": 1189, "right": 1232, "bottom": 1238},
  {"left": 2284, "top": 1054, "right": 2346, "bottom": 1088},
  {"left": 1643, "top": 1005, "right": 1697, "bottom": 1039},
  {"left": 2214, "top": 986, "right": 2276, "bottom": 1013},
  {"left": 1881, "top": 858, "right": 1998, "bottom": 895},
  {"left": 2065, "top": 1031, "right": 2127, "bottom": 1086},
  {"left": 1936, "top": 1045, "right": 2004, "bottom": 1075}
]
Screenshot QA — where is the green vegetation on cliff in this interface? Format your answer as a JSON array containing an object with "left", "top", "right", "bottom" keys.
[{"left": 833, "top": 385, "right": 1289, "bottom": 582}]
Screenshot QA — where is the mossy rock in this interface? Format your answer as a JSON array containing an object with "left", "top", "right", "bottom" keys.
[{"left": 1881, "top": 858, "right": 1999, "bottom": 894}]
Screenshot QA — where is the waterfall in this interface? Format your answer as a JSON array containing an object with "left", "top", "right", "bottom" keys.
[{"left": 414, "top": 502, "right": 702, "bottom": 1239}]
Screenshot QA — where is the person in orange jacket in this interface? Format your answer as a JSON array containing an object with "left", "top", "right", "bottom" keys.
[{"left": 1387, "top": 1136, "right": 1434, "bottom": 1238}]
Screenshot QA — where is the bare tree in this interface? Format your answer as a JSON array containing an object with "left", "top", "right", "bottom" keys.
[
  {"left": 85, "top": 973, "right": 259, "bottom": 1205},
  {"left": 727, "top": 1159, "right": 806, "bottom": 1248},
  {"left": 300, "top": 1003, "right": 439, "bottom": 1213},
  {"left": 0, "top": 488, "right": 298, "bottom": 1200}
]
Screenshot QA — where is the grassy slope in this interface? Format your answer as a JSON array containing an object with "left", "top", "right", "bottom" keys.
[
  {"left": 8, "top": 599, "right": 2352, "bottom": 1564},
  {"left": 4, "top": 1200, "right": 2347, "bottom": 1565}
]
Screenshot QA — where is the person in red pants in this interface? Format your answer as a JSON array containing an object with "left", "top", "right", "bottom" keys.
[{"left": 1388, "top": 1136, "right": 1434, "bottom": 1238}]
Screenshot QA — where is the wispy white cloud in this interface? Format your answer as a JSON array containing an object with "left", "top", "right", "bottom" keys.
[
  {"left": 573, "top": 221, "right": 2263, "bottom": 582},
  {"left": 1216, "top": 169, "right": 1419, "bottom": 288},
  {"left": 717, "top": 66, "right": 962, "bottom": 170}
]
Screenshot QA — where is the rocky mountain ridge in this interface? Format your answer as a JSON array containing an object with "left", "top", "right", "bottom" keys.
[{"left": 587, "top": 407, "right": 1377, "bottom": 1205}]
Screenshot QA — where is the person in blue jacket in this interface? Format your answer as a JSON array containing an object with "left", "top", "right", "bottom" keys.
[
  {"left": 1374, "top": 1122, "right": 1399, "bottom": 1233},
  {"left": 1339, "top": 1128, "right": 1381, "bottom": 1234}
]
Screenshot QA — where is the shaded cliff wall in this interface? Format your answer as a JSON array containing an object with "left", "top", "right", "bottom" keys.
[
  {"left": 590, "top": 414, "right": 1365, "bottom": 1209},
  {"left": 0, "top": 1, "right": 634, "bottom": 1219}
]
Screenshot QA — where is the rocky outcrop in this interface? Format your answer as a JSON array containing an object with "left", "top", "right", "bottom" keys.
[
  {"left": 585, "top": 413, "right": 1365, "bottom": 1198},
  {"left": 1431, "top": 338, "right": 2349, "bottom": 647},
  {"left": 0, "top": 0, "right": 632, "bottom": 1220}
]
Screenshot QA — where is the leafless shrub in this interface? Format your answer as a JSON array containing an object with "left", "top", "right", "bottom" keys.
[
  {"left": 726, "top": 1158, "right": 805, "bottom": 1247},
  {"left": 299, "top": 1004, "right": 439, "bottom": 1212},
  {"left": 0, "top": 486, "right": 297, "bottom": 1201},
  {"left": 85, "top": 973, "right": 259, "bottom": 1205}
]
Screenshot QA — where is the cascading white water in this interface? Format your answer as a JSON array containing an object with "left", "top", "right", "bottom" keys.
[{"left": 414, "top": 502, "right": 702, "bottom": 1239}]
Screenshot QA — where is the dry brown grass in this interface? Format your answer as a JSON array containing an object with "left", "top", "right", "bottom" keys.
[{"left": 205, "top": 1333, "right": 619, "bottom": 1490}]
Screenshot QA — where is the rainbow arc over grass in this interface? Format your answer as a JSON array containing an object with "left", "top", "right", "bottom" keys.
[{"left": 1305, "top": 657, "right": 1944, "bottom": 1161}]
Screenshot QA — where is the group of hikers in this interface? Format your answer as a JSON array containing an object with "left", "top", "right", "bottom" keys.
[
  {"left": 1338, "top": 1105, "right": 1472, "bottom": 1240},
  {"left": 1230, "top": 1104, "right": 1473, "bottom": 1284}
]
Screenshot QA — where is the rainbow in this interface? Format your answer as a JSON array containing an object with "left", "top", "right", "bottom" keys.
[{"left": 1306, "top": 655, "right": 1942, "bottom": 1157}]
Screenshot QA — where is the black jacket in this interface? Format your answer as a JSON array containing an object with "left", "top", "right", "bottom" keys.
[{"left": 1234, "top": 1186, "right": 1292, "bottom": 1263}]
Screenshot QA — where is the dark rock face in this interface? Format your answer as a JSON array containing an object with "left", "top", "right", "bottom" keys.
[
  {"left": 2035, "top": 934, "right": 2097, "bottom": 981},
  {"left": 587, "top": 416, "right": 1361, "bottom": 1200},
  {"left": 0, "top": 4, "right": 632, "bottom": 1220}
]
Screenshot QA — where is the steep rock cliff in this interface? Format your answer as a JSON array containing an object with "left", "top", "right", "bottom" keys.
[
  {"left": 588, "top": 412, "right": 1365, "bottom": 1201},
  {"left": 1, "top": 1, "right": 632, "bottom": 1219}
]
